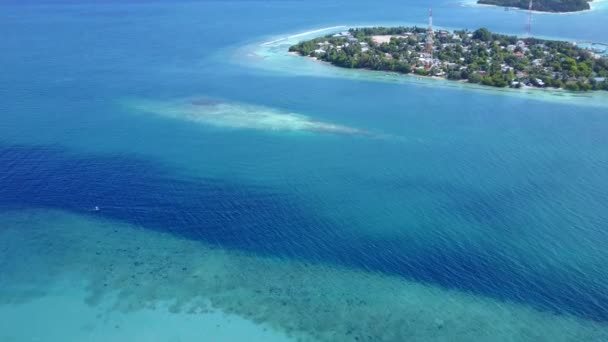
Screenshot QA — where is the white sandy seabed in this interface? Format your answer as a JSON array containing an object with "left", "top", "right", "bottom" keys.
[
  {"left": 0, "top": 287, "right": 292, "bottom": 342},
  {"left": 1, "top": 209, "right": 608, "bottom": 342},
  {"left": 125, "top": 97, "right": 368, "bottom": 136}
]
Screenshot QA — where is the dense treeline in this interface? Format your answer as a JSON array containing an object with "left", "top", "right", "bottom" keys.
[
  {"left": 289, "top": 27, "right": 608, "bottom": 91},
  {"left": 349, "top": 27, "right": 426, "bottom": 37},
  {"left": 477, "top": 0, "right": 591, "bottom": 13}
]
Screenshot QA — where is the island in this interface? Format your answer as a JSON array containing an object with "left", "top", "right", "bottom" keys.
[
  {"left": 289, "top": 27, "right": 608, "bottom": 91},
  {"left": 477, "top": 0, "right": 591, "bottom": 13}
]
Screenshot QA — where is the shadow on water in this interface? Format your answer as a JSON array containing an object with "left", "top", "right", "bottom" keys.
[{"left": 1, "top": 144, "right": 607, "bottom": 322}]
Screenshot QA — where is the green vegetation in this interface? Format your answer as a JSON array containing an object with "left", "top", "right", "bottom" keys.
[
  {"left": 477, "top": 0, "right": 591, "bottom": 13},
  {"left": 289, "top": 27, "right": 608, "bottom": 91}
]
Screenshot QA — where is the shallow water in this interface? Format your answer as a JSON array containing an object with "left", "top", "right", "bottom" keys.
[
  {"left": 127, "top": 97, "right": 370, "bottom": 136},
  {"left": 2, "top": 209, "right": 608, "bottom": 341},
  {"left": 1, "top": 0, "right": 608, "bottom": 340}
]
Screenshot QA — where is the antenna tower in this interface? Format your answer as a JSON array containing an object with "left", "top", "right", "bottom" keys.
[{"left": 425, "top": 8, "right": 434, "bottom": 57}]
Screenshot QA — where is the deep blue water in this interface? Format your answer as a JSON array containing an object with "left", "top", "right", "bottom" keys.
[
  {"left": 1, "top": 142, "right": 608, "bottom": 322},
  {"left": 2, "top": 0, "right": 608, "bottom": 335}
]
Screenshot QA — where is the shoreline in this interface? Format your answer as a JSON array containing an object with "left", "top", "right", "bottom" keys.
[
  {"left": 287, "top": 27, "right": 607, "bottom": 95},
  {"left": 293, "top": 51, "right": 576, "bottom": 96},
  {"left": 240, "top": 26, "right": 608, "bottom": 108},
  {"left": 261, "top": 26, "right": 347, "bottom": 46}
]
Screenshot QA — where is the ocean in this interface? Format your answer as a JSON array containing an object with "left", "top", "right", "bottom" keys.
[{"left": 1, "top": 0, "right": 608, "bottom": 341}]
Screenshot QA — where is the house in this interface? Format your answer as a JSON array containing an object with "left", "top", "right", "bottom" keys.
[{"left": 500, "top": 63, "right": 514, "bottom": 72}]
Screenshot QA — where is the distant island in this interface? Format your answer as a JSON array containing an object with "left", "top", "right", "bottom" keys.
[
  {"left": 477, "top": 0, "right": 591, "bottom": 13},
  {"left": 289, "top": 27, "right": 608, "bottom": 91}
]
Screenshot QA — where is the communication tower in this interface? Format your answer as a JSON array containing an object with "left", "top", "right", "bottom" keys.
[
  {"left": 526, "top": 0, "right": 533, "bottom": 36},
  {"left": 425, "top": 8, "right": 434, "bottom": 56}
]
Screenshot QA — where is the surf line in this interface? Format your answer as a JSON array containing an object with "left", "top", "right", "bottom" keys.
[{"left": 261, "top": 25, "right": 347, "bottom": 46}]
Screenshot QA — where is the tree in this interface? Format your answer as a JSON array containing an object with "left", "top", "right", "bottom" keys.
[
  {"left": 447, "top": 70, "right": 463, "bottom": 80},
  {"left": 414, "top": 68, "right": 429, "bottom": 76},
  {"left": 578, "top": 62, "right": 592, "bottom": 78},
  {"left": 473, "top": 28, "right": 492, "bottom": 42},
  {"left": 468, "top": 72, "right": 483, "bottom": 83},
  {"left": 288, "top": 25, "right": 608, "bottom": 92},
  {"left": 395, "top": 62, "right": 411, "bottom": 74},
  {"left": 565, "top": 82, "right": 580, "bottom": 91}
]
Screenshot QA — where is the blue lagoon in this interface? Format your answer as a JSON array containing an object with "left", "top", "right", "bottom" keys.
[{"left": 1, "top": 0, "right": 608, "bottom": 341}]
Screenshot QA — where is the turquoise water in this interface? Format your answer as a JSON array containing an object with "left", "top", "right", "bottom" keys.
[{"left": 1, "top": 0, "right": 608, "bottom": 341}]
